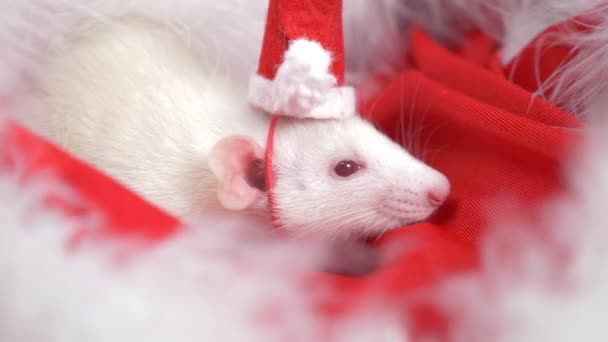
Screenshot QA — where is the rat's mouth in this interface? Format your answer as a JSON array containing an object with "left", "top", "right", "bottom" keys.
[
  {"left": 358, "top": 210, "right": 437, "bottom": 242},
  {"left": 380, "top": 204, "right": 435, "bottom": 222}
]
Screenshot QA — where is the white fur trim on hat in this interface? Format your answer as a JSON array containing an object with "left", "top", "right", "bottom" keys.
[{"left": 248, "top": 39, "right": 356, "bottom": 119}]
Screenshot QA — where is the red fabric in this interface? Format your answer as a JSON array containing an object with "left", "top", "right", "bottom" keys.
[
  {"left": 1, "top": 121, "right": 180, "bottom": 242},
  {"left": 256, "top": 0, "right": 346, "bottom": 84},
  {"left": 317, "top": 24, "right": 582, "bottom": 337},
  {"left": 0, "top": 12, "right": 587, "bottom": 342},
  {"left": 355, "top": 27, "right": 578, "bottom": 245}
]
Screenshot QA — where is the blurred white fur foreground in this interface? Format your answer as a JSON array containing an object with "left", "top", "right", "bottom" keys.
[
  {"left": 0, "top": 165, "right": 310, "bottom": 341},
  {"left": 0, "top": 140, "right": 408, "bottom": 342},
  {"left": 4, "top": 112, "right": 608, "bottom": 342},
  {"left": 4, "top": 106, "right": 608, "bottom": 342},
  {"left": 437, "top": 112, "right": 608, "bottom": 341}
]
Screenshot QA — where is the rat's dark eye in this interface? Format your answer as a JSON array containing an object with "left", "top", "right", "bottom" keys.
[{"left": 334, "top": 160, "right": 361, "bottom": 177}]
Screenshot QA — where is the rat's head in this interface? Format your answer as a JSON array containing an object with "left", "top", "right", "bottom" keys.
[{"left": 208, "top": 116, "right": 449, "bottom": 240}]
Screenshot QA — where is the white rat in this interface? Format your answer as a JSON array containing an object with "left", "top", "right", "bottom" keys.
[{"left": 16, "top": 18, "right": 450, "bottom": 244}]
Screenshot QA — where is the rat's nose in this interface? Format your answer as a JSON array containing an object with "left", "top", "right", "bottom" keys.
[{"left": 426, "top": 188, "right": 449, "bottom": 207}]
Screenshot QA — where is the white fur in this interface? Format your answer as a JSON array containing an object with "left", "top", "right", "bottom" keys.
[
  {"left": 0, "top": 0, "right": 449, "bottom": 103},
  {"left": 0, "top": 0, "right": 409, "bottom": 103},
  {"left": 248, "top": 39, "right": 356, "bottom": 119},
  {"left": 14, "top": 11, "right": 450, "bottom": 238},
  {"left": 0, "top": 0, "right": 269, "bottom": 108},
  {"left": 272, "top": 116, "right": 449, "bottom": 240},
  {"left": 12, "top": 16, "right": 448, "bottom": 241},
  {"left": 349, "top": 0, "right": 598, "bottom": 64},
  {"left": 15, "top": 18, "right": 269, "bottom": 220},
  {"left": 495, "top": 0, "right": 604, "bottom": 63},
  {"left": 528, "top": 5, "right": 608, "bottom": 119},
  {"left": 460, "top": 0, "right": 607, "bottom": 119}
]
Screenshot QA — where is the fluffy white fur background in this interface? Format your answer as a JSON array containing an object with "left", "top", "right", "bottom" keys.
[{"left": 1, "top": 0, "right": 608, "bottom": 341}]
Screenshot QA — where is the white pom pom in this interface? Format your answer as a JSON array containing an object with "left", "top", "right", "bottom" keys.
[
  {"left": 283, "top": 40, "right": 332, "bottom": 74},
  {"left": 248, "top": 39, "right": 356, "bottom": 119}
]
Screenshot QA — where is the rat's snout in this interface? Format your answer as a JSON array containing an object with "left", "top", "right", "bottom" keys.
[
  {"left": 424, "top": 174, "right": 451, "bottom": 208},
  {"left": 379, "top": 158, "right": 450, "bottom": 223},
  {"left": 426, "top": 187, "right": 449, "bottom": 207}
]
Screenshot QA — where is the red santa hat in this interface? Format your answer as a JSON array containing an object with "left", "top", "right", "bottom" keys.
[{"left": 248, "top": 0, "right": 356, "bottom": 119}]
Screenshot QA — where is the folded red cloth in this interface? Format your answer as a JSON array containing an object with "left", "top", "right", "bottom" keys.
[
  {"left": 318, "top": 24, "right": 582, "bottom": 336},
  {"left": 0, "top": 17, "right": 584, "bottom": 340}
]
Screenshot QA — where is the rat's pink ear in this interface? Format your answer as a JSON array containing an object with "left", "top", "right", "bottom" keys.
[{"left": 208, "top": 135, "right": 265, "bottom": 211}]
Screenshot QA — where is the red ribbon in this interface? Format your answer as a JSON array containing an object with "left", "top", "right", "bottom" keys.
[{"left": 264, "top": 115, "right": 282, "bottom": 232}]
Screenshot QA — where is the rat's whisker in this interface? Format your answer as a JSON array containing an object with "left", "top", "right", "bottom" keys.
[
  {"left": 333, "top": 207, "right": 386, "bottom": 233},
  {"left": 420, "top": 121, "right": 448, "bottom": 162},
  {"left": 319, "top": 206, "right": 381, "bottom": 228},
  {"left": 284, "top": 205, "right": 379, "bottom": 239}
]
